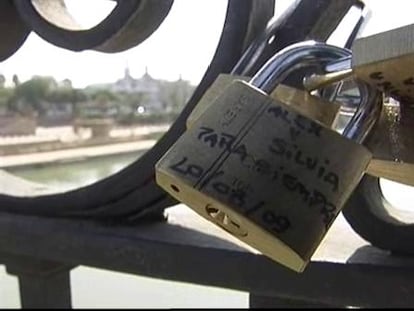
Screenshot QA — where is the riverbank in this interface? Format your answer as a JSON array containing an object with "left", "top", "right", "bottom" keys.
[
  {"left": 0, "top": 124, "right": 168, "bottom": 168},
  {"left": 0, "top": 139, "right": 156, "bottom": 169}
]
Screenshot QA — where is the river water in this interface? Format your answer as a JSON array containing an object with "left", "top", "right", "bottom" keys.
[
  {"left": 6, "top": 151, "right": 145, "bottom": 193},
  {"left": 6, "top": 145, "right": 414, "bottom": 214}
]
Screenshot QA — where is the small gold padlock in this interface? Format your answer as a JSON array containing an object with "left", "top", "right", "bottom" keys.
[
  {"left": 352, "top": 23, "right": 414, "bottom": 104},
  {"left": 156, "top": 41, "right": 381, "bottom": 272},
  {"left": 303, "top": 24, "right": 414, "bottom": 186},
  {"left": 305, "top": 23, "right": 414, "bottom": 103}
]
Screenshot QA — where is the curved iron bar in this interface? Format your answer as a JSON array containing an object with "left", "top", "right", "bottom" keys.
[
  {"left": 0, "top": 1, "right": 31, "bottom": 61},
  {"left": 0, "top": 0, "right": 364, "bottom": 222},
  {"left": 13, "top": 0, "right": 174, "bottom": 53},
  {"left": 231, "top": 0, "right": 364, "bottom": 77},
  {"left": 0, "top": 0, "right": 273, "bottom": 221}
]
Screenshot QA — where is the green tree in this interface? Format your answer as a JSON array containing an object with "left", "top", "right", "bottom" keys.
[
  {"left": 118, "top": 91, "right": 146, "bottom": 109},
  {"left": 90, "top": 89, "right": 118, "bottom": 104},
  {"left": 159, "top": 79, "right": 195, "bottom": 113},
  {"left": 48, "top": 87, "right": 86, "bottom": 104},
  {"left": 0, "top": 87, "right": 13, "bottom": 107},
  {"left": 11, "top": 76, "right": 57, "bottom": 115},
  {"left": 0, "top": 74, "right": 5, "bottom": 88},
  {"left": 49, "top": 87, "right": 87, "bottom": 118},
  {"left": 12, "top": 74, "right": 19, "bottom": 87}
]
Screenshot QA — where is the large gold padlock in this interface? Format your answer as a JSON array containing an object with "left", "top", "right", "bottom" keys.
[
  {"left": 304, "top": 23, "right": 414, "bottom": 185},
  {"left": 156, "top": 41, "right": 381, "bottom": 272}
]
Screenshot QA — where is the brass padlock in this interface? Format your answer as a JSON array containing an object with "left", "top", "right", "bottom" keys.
[
  {"left": 352, "top": 23, "right": 414, "bottom": 104},
  {"left": 156, "top": 41, "right": 381, "bottom": 272},
  {"left": 304, "top": 23, "right": 414, "bottom": 103},
  {"left": 364, "top": 102, "right": 414, "bottom": 186},
  {"left": 186, "top": 74, "right": 248, "bottom": 129},
  {"left": 303, "top": 23, "right": 414, "bottom": 185},
  {"left": 186, "top": 1, "right": 368, "bottom": 132},
  {"left": 188, "top": 76, "right": 341, "bottom": 131},
  {"left": 313, "top": 64, "right": 414, "bottom": 186}
]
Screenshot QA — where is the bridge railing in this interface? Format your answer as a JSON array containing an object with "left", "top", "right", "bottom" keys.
[{"left": 1, "top": 202, "right": 414, "bottom": 308}]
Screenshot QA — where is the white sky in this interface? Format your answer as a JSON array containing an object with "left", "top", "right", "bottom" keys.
[
  {"left": 1, "top": 0, "right": 414, "bottom": 88},
  {"left": 0, "top": 0, "right": 228, "bottom": 88}
]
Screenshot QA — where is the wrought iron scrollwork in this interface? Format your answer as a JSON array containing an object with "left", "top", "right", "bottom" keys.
[{"left": 2, "top": 0, "right": 379, "bottom": 231}]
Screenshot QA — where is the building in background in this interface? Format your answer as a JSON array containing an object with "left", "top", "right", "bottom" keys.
[{"left": 86, "top": 66, "right": 194, "bottom": 115}]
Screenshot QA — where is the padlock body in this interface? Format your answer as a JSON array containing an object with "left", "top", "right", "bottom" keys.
[
  {"left": 156, "top": 80, "right": 371, "bottom": 272},
  {"left": 366, "top": 101, "right": 414, "bottom": 185},
  {"left": 351, "top": 23, "right": 414, "bottom": 185},
  {"left": 187, "top": 75, "right": 341, "bottom": 130},
  {"left": 352, "top": 23, "right": 414, "bottom": 103},
  {"left": 186, "top": 74, "right": 248, "bottom": 129},
  {"left": 270, "top": 84, "right": 340, "bottom": 127}
]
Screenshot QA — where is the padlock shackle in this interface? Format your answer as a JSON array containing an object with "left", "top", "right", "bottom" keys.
[
  {"left": 249, "top": 40, "right": 351, "bottom": 93},
  {"left": 324, "top": 55, "right": 352, "bottom": 73},
  {"left": 343, "top": 81, "right": 382, "bottom": 144},
  {"left": 315, "top": 56, "right": 382, "bottom": 144},
  {"left": 231, "top": 1, "right": 367, "bottom": 76},
  {"left": 305, "top": 56, "right": 353, "bottom": 104},
  {"left": 250, "top": 40, "right": 382, "bottom": 144}
]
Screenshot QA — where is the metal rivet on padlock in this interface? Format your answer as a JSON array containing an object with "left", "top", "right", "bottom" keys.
[{"left": 156, "top": 41, "right": 382, "bottom": 272}]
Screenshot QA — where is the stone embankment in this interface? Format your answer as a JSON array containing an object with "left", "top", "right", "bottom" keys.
[{"left": 0, "top": 124, "right": 169, "bottom": 168}]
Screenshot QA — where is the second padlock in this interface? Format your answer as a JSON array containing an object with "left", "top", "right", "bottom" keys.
[{"left": 156, "top": 41, "right": 382, "bottom": 272}]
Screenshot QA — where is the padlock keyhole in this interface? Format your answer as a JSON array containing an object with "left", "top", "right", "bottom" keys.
[
  {"left": 205, "top": 205, "right": 248, "bottom": 237},
  {"left": 170, "top": 184, "right": 180, "bottom": 193}
]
